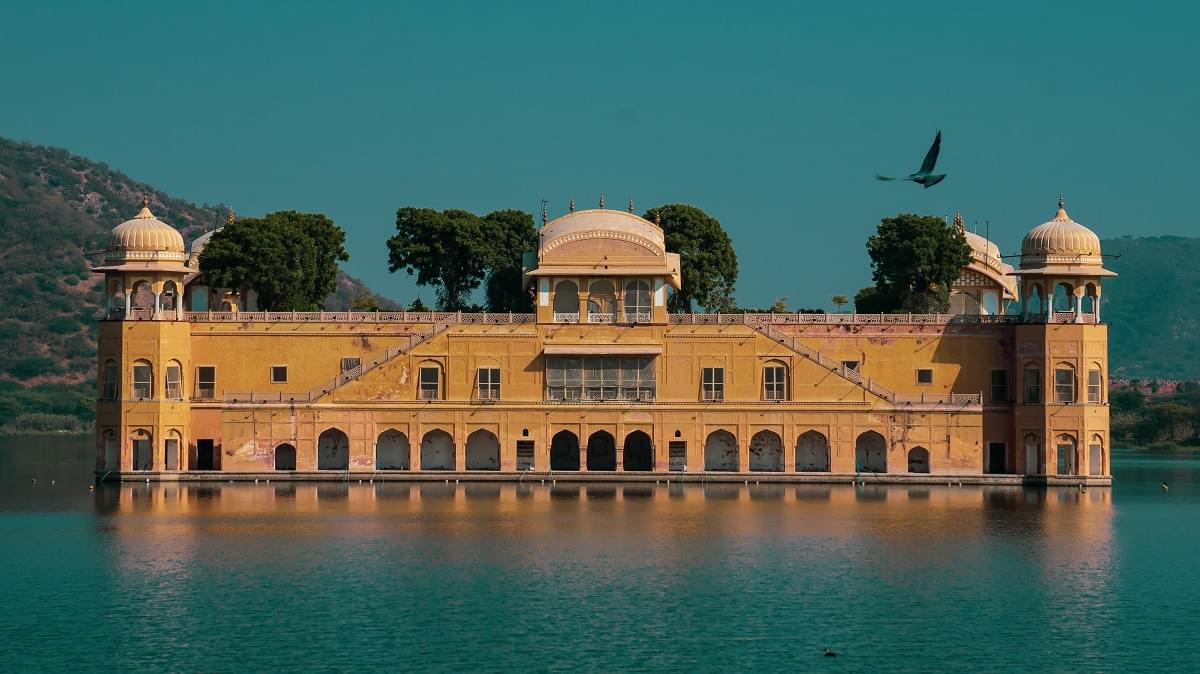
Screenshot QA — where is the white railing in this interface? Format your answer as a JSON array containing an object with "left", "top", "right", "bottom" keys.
[
  {"left": 668, "top": 312, "right": 1022, "bottom": 326},
  {"left": 702, "top": 390, "right": 724, "bottom": 401},
  {"left": 587, "top": 312, "right": 616, "bottom": 324},
  {"left": 181, "top": 311, "right": 536, "bottom": 324},
  {"left": 1048, "top": 312, "right": 1098, "bottom": 325},
  {"left": 554, "top": 312, "right": 580, "bottom": 323},
  {"left": 621, "top": 311, "right": 652, "bottom": 324},
  {"left": 418, "top": 388, "right": 440, "bottom": 400},
  {"left": 476, "top": 388, "right": 500, "bottom": 401}
]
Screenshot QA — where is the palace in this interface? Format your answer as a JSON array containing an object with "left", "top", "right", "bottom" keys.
[{"left": 93, "top": 197, "right": 1113, "bottom": 484}]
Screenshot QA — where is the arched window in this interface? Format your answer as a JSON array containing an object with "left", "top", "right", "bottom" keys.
[
  {"left": 587, "top": 280, "right": 615, "bottom": 322},
  {"left": 102, "top": 429, "right": 118, "bottom": 471},
  {"left": 855, "top": 431, "right": 887, "bottom": 473},
  {"left": 1052, "top": 282, "right": 1074, "bottom": 313},
  {"left": 1082, "top": 283, "right": 1098, "bottom": 314},
  {"left": 418, "top": 361, "right": 442, "bottom": 400},
  {"left": 275, "top": 443, "right": 297, "bottom": 471},
  {"left": 907, "top": 446, "right": 930, "bottom": 473},
  {"left": 1088, "top": 434, "right": 1104, "bottom": 476},
  {"left": 1055, "top": 434, "right": 1077, "bottom": 476},
  {"left": 795, "top": 431, "right": 830, "bottom": 472},
  {"left": 108, "top": 280, "right": 126, "bottom": 317},
  {"left": 1088, "top": 364, "right": 1104, "bottom": 403},
  {"left": 762, "top": 360, "right": 788, "bottom": 401},
  {"left": 553, "top": 279, "right": 579, "bottom": 321},
  {"left": 162, "top": 281, "right": 179, "bottom": 312},
  {"left": 550, "top": 430, "right": 580, "bottom": 471},
  {"left": 1054, "top": 362, "right": 1076, "bottom": 403},
  {"left": 623, "top": 430, "right": 653, "bottom": 471},
  {"left": 376, "top": 429, "right": 410, "bottom": 470},
  {"left": 102, "top": 359, "right": 119, "bottom": 400},
  {"left": 165, "top": 360, "right": 183, "bottom": 400},
  {"left": 1025, "top": 283, "right": 1043, "bottom": 317},
  {"left": 466, "top": 429, "right": 500, "bottom": 470},
  {"left": 623, "top": 280, "right": 652, "bottom": 322},
  {"left": 749, "top": 430, "right": 783, "bottom": 472},
  {"left": 132, "top": 360, "right": 153, "bottom": 400},
  {"left": 131, "top": 429, "right": 153, "bottom": 471},
  {"left": 1024, "top": 433, "right": 1040, "bottom": 475},
  {"left": 981, "top": 290, "right": 999, "bottom": 316},
  {"left": 317, "top": 428, "right": 349, "bottom": 470},
  {"left": 704, "top": 430, "right": 738, "bottom": 472},
  {"left": 131, "top": 281, "right": 155, "bottom": 311},
  {"left": 586, "top": 431, "right": 616, "bottom": 471}
]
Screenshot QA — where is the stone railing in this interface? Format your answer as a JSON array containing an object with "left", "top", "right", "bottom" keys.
[
  {"left": 553, "top": 312, "right": 580, "bottom": 324},
  {"left": 184, "top": 311, "right": 536, "bottom": 324},
  {"left": 668, "top": 313, "right": 1021, "bottom": 326},
  {"left": 1047, "top": 312, "right": 1099, "bottom": 325},
  {"left": 587, "top": 312, "right": 616, "bottom": 324}
]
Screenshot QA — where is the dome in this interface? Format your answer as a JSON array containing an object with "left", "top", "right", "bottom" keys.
[
  {"left": 109, "top": 201, "right": 185, "bottom": 254},
  {"left": 1020, "top": 196, "right": 1101, "bottom": 259},
  {"left": 540, "top": 208, "right": 666, "bottom": 255}
]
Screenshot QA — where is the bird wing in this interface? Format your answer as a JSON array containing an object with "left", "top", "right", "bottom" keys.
[
  {"left": 918, "top": 130, "right": 941, "bottom": 173},
  {"left": 875, "top": 174, "right": 897, "bottom": 181}
]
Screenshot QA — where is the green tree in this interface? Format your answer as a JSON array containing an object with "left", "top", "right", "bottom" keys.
[
  {"left": 643, "top": 204, "right": 738, "bottom": 313},
  {"left": 831, "top": 294, "right": 849, "bottom": 312},
  {"left": 482, "top": 209, "right": 537, "bottom": 312},
  {"left": 387, "top": 208, "right": 493, "bottom": 310},
  {"left": 199, "top": 211, "right": 349, "bottom": 311},
  {"left": 863, "top": 214, "right": 971, "bottom": 313},
  {"left": 351, "top": 293, "right": 380, "bottom": 312}
]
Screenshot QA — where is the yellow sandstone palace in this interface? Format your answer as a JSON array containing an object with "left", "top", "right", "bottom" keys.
[{"left": 93, "top": 197, "right": 1113, "bottom": 484}]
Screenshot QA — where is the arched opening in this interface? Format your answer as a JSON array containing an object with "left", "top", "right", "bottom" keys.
[
  {"left": 420, "top": 429, "right": 455, "bottom": 470},
  {"left": 275, "top": 443, "right": 297, "bottom": 470},
  {"left": 165, "top": 360, "right": 183, "bottom": 400},
  {"left": 466, "top": 429, "right": 500, "bottom": 471},
  {"left": 704, "top": 430, "right": 738, "bottom": 472},
  {"left": 102, "top": 429, "right": 118, "bottom": 471},
  {"left": 749, "top": 430, "right": 783, "bottom": 472},
  {"left": 550, "top": 430, "right": 580, "bottom": 471},
  {"left": 1082, "top": 283, "right": 1098, "bottom": 314},
  {"left": 623, "top": 431, "right": 653, "bottom": 471},
  {"left": 131, "top": 280, "right": 155, "bottom": 310},
  {"left": 1056, "top": 434, "right": 1078, "bottom": 476},
  {"left": 1089, "top": 434, "right": 1104, "bottom": 476},
  {"left": 795, "top": 431, "right": 830, "bottom": 472},
  {"left": 553, "top": 279, "right": 579, "bottom": 318},
  {"left": 981, "top": 290, "right": 999, "bottom": 316},
  {"left": 1025, "top": 283, "right": 1043, "bottom": 317},
  {"left": 317, "top": 428, "right": 349, "bottom": 470},
  {"left": 623, "top": 279, "right": 652, "bottom": 321},
  {"left": 587, "top": 431, "right": 617, "bottom": 471},
  {"left": 376, "top": 429, "right": 410, "bottom": 470},
  {"left": 131, "top": 359, "right": 153, "bottom": 400},
  {"left": 855, "top": 431, "right": 887, "bottom": 473},
  {"left": 1024, "top": 434, "right": 1040, "bottom": 475},
  {"left": 161, "top": 280, "right": 179, "bottom": 312},
  {"left": 417, "top": 361, "right": 443, "bottom": 400},
  {"left": 1052, "top": 282, "right": 1074, "bottom": 313},
  {"left": 131, "top": 429, "right": 153, "bottom": 471},
  {"left": 586, "top": 280, "right": 616, "bottom": 322},
  {"left": 107, "top": 280, "right": 126, "bottom": 317},
  {"left": 907, "top": 446, "right": 930, "bottom": 473},
  {"left": 164, "top": 430, "right": 182, "bottom": 471}
]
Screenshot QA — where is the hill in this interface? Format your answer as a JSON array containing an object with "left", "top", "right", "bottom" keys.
[
  {"left": 0, "top": 136, "right": 397, "bottom": 432},
  {"left": 1102, "top": 235, "right": 1200, "bottom": 380}
]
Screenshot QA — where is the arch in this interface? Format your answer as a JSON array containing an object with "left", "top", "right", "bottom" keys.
[
  {"left": 907, "top": 446, "right": 930, "bottom": 473},
  {"left": 623, "top": 430, "right": 653, "bottom": 471},
  {"left": 131, "top": 280, "right": 155, "bottom": 310},
  {"left": 795, "top": 431, "right": 830, "bottom": 472},
  {"left": 855, "top": 431, "right": 887, "bottom": 473},
  {"left": 274, "top": 443, "right": 297, "bottom": 471},
  {"left": 553, "top": 279, "right": 579, "bottom": 314},
  {"left": 131, "top": 429, "right": 153, "bottom": 471},
  {"left": 417, "top": 360, "right": 443, "bottom": 400},
  {"left": 466, "top": 429, "right": 500, "bottom": 471},
  {"left": 161, "top": 280, "right": 179, "bottom": 311},
  {"left": 1055, "top": 433, "right": 1078, "bottom": 476},
  {"left": 1088, "top": 434, "right": 1104, "bottom": 476},
  {"left": 376, "top": 429, "right": 410, "bottom": 470},
  {"left": 1025, "top": 283, "right": 1043, "bottom": 316},
  {"left": 131, "top": 359, "right": 154, "bottom": 400},
  {"left": 317, "top": 428, "right": 349, "bottom": 470},
  {"left": 749, "top": 430, "right": 784, "bottom": 472},
  {"left": 102, "top": 429, "right": 118, "bottom": 471},
  {"left": 586, "top": 279, "right": 616, "bottom": 317},
  {"left": 586, "top": 431, "right": 617, "bottom": 471},
  {"left": 1082, "top": 282, "right": 1098, "bottom": 314},
  {"left": 420, "top": 429, "right": 455, "bottom": 470},
  {"left": 164, "top": 430, "right": 182, "bottom": 471},
  {"left": 550, "top": 430, "right": 580, "bottom": 471},
  {"left": 108, "top": 280, "right": 127, "bottom": 317},
  {"left": 1052, "top": 282, "right": 1074, "bottom": 312},
  {"left": 704, "top": 430, "right": 739, "bottom": 472},
  {"left": 981, "top": 290, "right": 1000, "bottom": 316},
  {"left": 165, "top": 360, "right": 183, "bottom": 400},
  {"left": 1024, "top": 433, "right": 1040, "bottom": 475}
]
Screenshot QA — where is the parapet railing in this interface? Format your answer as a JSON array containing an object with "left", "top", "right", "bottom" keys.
[
  {"left": 183, "top": 311, "right": 536, "bottom": 324},
  {"left": 668, "top": 313, "right": 1021, "bottom": 326}
]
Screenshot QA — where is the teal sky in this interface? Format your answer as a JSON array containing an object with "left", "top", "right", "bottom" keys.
[{"left": 2, "top": 1, "right": 1195, "bottom": 309}]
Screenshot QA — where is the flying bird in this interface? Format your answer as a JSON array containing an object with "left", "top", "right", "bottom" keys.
[{"left": 876, "top": 130, "right": 946, "bottom": 188}]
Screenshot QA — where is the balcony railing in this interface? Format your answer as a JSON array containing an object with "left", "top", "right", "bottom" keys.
[
  {"left": 418, "top": 388, "right": 440, "bottom": 400},
  {"left": 621, "top": 311, "right": 651, "bottom": 324},
  {"left": 587, "top": 312, "right": 616, "bottom": 324},
  {"left": 702, "top": 390, "right": 724, "bottom": 401},
  {"left": 476, "top": 388, "right": 500, "bottom": 401},
  {"left": 554, "top": 312, "right": 580, "bottom": 324}
]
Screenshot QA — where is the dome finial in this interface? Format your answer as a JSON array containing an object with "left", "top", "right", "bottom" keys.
[
  {"left": 136, "top": 195, "right": 153, "bottom": 218},
  {"left": 1055, "top": 193, "right": 1069, "bottom": 221},
  {"left": 541, "top": 199, "right": 548, "bottom": 225},
  {"left": 654, "top": 208, "right": 661, "bottom": 227},
  {"left": 953, "top": 212, "right": 964, "bottom": 234},
  {"left": 569, "top": 196, "right": 576, "bottom": 213},
  {"left": 599, "top": 193, "right": 605, "bottom": 209},
  {"left": 628, "top": 197, "right": 634, "bottom": 214},
  {"left": 226, "top": 206, "right": 236, "bottom": 226}
]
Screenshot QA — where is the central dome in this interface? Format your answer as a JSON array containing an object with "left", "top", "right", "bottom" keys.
[
  {"left": 540, "top": 209, "right": 665, "bottom": 255},
  {"left": 1020, "top": 197, "right": 1101, "bottom": 259},
  {"left": 109, "top": 201, "right": 185, "bottom": 254}
]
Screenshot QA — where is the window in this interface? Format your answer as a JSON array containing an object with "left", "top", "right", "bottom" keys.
[
  {"left": 545, "top": 357, "right": 655, "bottom": 401},
  {"left": 623, "top": 280, "right": 652, "bottom": 322},
  {"left": 132, "top": 362, "right": 153, "bottom": 400},
  {"left": 102, "top": 360, "right": 118, "bottom": 400},
  {"left": 1088, "top": 368, "right": 1103, "bottom": 403},
  {"left": 196, "top": 366, "right": 216, "bottom": 399},
  {"left": 477, "top": 367, "right": 501, "bottom": 399},
  {"left": 702, "top": 367, "right": 724, "bottom": 401},
  {"left": 419, "top": 366, "right": 440, "bottom": 400},
  {"left": 916, "top": 368, "right": 933, "bottom": 385},
  {"left": 1055, "top": 367, "right": 1075, "bottom": 403},
  {"left": 842, "top": 360, "right": 860, "bottom": 371},
  {"left": 165, "top": 363, "right": 182, "bottom": 400},
  {"left": 763, "top": 364, "right": 786, "bottom": 400},
  {"left": 516, "top": 440, "right": 535, "bottom": 470},
  {"left": 341, "top": 357, "right": 361, "bottom": 373},
  {"left": 271, "top": 366, "right": 288, "bottom": 384},
  {"left": 990, "top": 370, "right": 1009, "bottom": 403},
  {"left": 1024, "top": 366, "right": 1041, "bottom": 404}
]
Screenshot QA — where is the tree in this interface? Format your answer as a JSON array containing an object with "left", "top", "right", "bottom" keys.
[
  {"left": 482, "top": 209, "right": 537, "bottom": 312},
  {"left": 644, "top": 204, "right": 738, "bottom": 313},
  {"left": 864, "top": 213, "right": 971, "bottom": 313},
  {"left": 770, "top": 296, "right": 789, "bottom": 313},
  {"left": 199, "top": 211, "right": 349, "bottom": 311},
  {"left": 831, "top": 294, "right": 849, "bottom": 312},
  {"left": 351, "top": 293, "right": 380, "bottom": 311},
  {"left": 408, "top": 297, "right": 430, "bottom": 311}
]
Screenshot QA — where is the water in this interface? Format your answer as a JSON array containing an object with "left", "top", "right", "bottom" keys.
[{"left": 1, "top": 437, "right": 1198, "bottom": 672}]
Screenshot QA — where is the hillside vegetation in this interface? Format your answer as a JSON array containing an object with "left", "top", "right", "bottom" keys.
[{"left": 0, "top": 137, "right": 395, "bottom": 432}]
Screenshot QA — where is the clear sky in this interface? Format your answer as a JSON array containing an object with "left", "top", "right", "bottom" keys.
[{"left": 2, "top": 1, "right": 1195, "bottom": 309}]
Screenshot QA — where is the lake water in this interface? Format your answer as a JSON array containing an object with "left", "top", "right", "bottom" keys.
[{"left": 1, "top": 436, "right": 1198, "bottom": 672}]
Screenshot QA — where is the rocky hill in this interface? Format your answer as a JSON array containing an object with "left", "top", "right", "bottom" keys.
[{"left": 0, "top": 137, "right": 395, "bottom": 431}]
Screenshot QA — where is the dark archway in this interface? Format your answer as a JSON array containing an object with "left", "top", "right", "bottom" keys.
[
  {"left": 275, "top": 443, "right": 297, "bottom": 471},
  {"left": 587, "top": 431, "right": 617, "bottom": 471},
  {"left": 855, "top": 431, "right": 887, "bottom": 473},
  {"left": 317, "top": 428, "right": 349, "bottom": 470},
  {"left": 550, "top": 430, "right": 580, "bottom": 471},
  {"left": 749, "top": 430, "right": 783, "bottom": 472},
  {"left": 704, "top": 430, "right": 738, "bottom": 471},
  {"left": 376, "top": 429, "right": 410, "bottom": 470},
  {"left": 420, "top": 429, "right": 455, "bottom": 471},
  {"left": 466, "top": 429, "right": 500, "bottom": 470},
  {"left": 907, "top": 446, "right": 930, "bottom": 473},
  {"left": 623, "top": 431, "right": 653, "bottom": 471},
  {"left": 795, "top": 431, "right": 830, "bottom": 472}
]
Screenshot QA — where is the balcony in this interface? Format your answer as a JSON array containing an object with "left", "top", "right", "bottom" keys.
[
  {"left": 587, "top": 312, "right": 615, "bottom": 324},
  {"left": 554, "top": 312, "right": 580, "bottom": 324},
  {"left": 621, "top": 311, "right": 651, "bottom": 324}
]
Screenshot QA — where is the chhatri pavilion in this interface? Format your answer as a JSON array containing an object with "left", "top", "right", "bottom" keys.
[{"left": 93, "top": 196, "right": 1113, "bottom": 484}]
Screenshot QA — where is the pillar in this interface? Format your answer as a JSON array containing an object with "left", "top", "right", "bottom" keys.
[
  {"left": 124, "top": 284, "right": 132, "bottom": 319},
  {"left": 1073, "top": 286, "right": 1084, "bottom": 324}
]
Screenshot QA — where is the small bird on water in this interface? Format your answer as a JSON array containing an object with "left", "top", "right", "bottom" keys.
[
  {"left": 876, "top": 130, "right": 946, "bottom": 188},
  {"left": 1162, "top": 481, "right": 1169, "bottom": 493},
  {"left": 824, "top": 648, "right": 838, "bottom": 657}
]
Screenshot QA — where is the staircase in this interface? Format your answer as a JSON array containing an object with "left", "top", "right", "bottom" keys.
[
  {"left": 747, "top": 320, "right": 897, "bottom": 403},
  {"left": 307, "top": 316, "right": 457, "bottom": 401}
]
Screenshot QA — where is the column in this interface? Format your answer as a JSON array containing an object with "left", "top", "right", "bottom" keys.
[
  {"left": 154, "top": 292, "right": 162, "bottom": 317},
  {"left": 124, "top": 285, "right": 132, "bottom": 319},
  {"left": 1094, "top": 288, "right": 1102, "bottom": 322},
  {"left": 1073, "top": 286, "right": 1084, "bottom": 324}
]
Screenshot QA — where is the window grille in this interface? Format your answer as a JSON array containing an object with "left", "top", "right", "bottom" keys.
[
  {"left": 477, "top": 368, "right": 501, "bottom": 399},
  {"left": 341, "top": 357, "right": 361, "bottom": 373},
  {"left": 197, "top": 366, "right": 216, "bottom": 399},
  {"left": 763, "top": 365, "right": 786, "bottom": 400},
  {"left": 545, "top": 357, "right": 655, "bottom": 401},
  {"left": 132, "top": 364, "right": 153, "bottom": 400},
  {"left": 419, "top": 366, "right": 440, "bottom": 400},
  {"left": 165, "top": 365, "right": 183, "bottom": 400},
  {"left": 702, "top": 367, "right": 724, "bottom": 401},
  {"left": 1054, "top": 368, "right": 1075, "bottom": 403}
]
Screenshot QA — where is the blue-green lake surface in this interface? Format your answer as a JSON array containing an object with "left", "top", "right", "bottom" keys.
[{"left": 2, "top": 436, "right": 1199, "bottom": 672}]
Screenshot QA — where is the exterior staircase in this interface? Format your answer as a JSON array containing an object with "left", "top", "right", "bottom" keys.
[
  {"left": 746, "top": 319, "right": 897, "bottom": 403},
  {"left": 307, "top": 316, "right": 457, "bottom": 401}
]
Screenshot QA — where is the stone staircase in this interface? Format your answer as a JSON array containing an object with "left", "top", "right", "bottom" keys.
[
  {"left": 307, "top": 316, "right": 457, "bottom": 401},
  {"left": 747, "top": 319, "right": 897, "bottom": 403}
]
